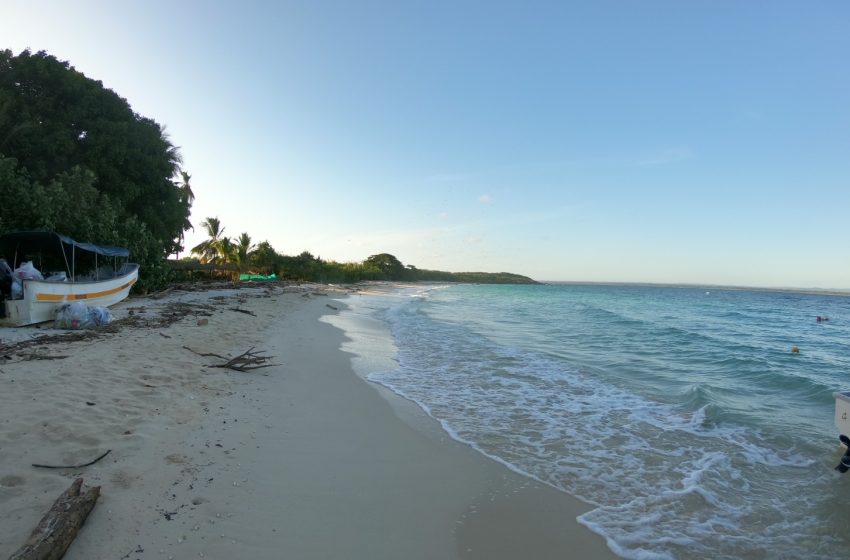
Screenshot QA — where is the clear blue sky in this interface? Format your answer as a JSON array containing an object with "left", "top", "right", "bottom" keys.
[{"left": 3, "top": 1, "right": 848, "bottom": 288}]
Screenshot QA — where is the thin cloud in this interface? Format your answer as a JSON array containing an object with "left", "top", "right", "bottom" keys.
[{"left": 478, "top": 194, "right": 493, "bottom": 204}]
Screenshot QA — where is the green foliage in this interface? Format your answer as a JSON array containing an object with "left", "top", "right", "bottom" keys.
[
  {"left": 363, "top": 253, "right": 405, "bottom": 279},
  {"left": 176, "top": 220, "right": 537, "bottom": 285},
  {"left": 249, "top": 241, "right": 279, "bottom": 273},
  {"left": 0, "top": 49, "right": 191, "bottom": 290},
  {"left": 233, "top": 232, "right": 253, "bottom": 272},
  {"left": 416, "top": 270, "right": 537, "bottom": 284},
  {"left": 277, "top": 251, "right": 323, "bottom": 281},
  {"left": 191, "top": 217, "right": 226, "bottom": 264},
  {"left": 223, "top": 236, "right": 536, "bottom": 284}
]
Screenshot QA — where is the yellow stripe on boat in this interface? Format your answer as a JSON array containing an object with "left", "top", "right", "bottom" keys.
[{"left": 35, "top": 278, "right": 137, "bottom": 302}]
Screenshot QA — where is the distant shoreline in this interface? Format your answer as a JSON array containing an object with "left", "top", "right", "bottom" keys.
[{"left": 539, "top": 280, "right": 850, "bottom": 298}]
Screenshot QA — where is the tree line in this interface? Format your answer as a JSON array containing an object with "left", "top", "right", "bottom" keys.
[{"left": 184, "top": 217, "right": 536, "bottom": 284}]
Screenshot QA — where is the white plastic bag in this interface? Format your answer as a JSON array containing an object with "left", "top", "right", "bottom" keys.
[
  {"left": 11, "top": 279, "right": 22, "bottom": 299},
  {"left": 13, "top": 261, "right": 43, "bottom": 281},
  {"left": 10, "top": 261, "right": 43, "bottom": 300},
  {"left": 89, "top": 306, "right": 115, "bottom": 326}
]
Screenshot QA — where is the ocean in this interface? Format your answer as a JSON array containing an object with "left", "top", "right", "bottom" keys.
[{"left": 328, "top": 283, "right": 850, "bottom": 559}]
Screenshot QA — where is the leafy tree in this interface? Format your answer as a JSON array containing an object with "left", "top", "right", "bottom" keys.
[
  {"left": 250, "top": 241, "right": 280, "bottom": 274},
  {"left": 364, "top": 253, "right": 405, "bottom": 279},
  {"left": 278, "top": 251, "right": 323, "bottom": 280},
  {"left": 0, "top": 49, "right": 192, "bottom": 289}
]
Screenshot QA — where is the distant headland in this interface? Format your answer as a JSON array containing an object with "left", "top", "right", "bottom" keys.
[{"left": 174, "top": 249, "right": 538, "bottom": 285}]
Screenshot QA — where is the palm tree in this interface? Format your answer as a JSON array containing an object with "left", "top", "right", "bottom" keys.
[
  {"left": 234, "top": 232, "right": 254, "bottom": 272},
  {"left": 216, "top": 236, "right": 235, "bottom": 265},
  {"left": 179, "top": 170, "right": 195, "bottom": 203},
  {"left": 191, "top": 216, "right": 225, "bottom": 263},
  {"left": 174, "top": 170, "right": 195, "bottom": 258},
  {"left": 161, "top": 128, "right": 184, "bottom": 174}
]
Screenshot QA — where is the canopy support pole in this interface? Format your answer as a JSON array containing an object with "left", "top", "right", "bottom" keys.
[{"left": 59, "top": 238, "right": 72, "bottom": 280}]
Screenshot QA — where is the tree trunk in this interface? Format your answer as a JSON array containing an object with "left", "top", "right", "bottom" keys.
[{"left": 9, "top": 478, "right": 100, "bottom": 560}]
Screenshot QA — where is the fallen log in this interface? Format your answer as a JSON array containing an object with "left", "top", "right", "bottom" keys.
[{"left": 9, "top": 478, "right": 100, "bottom": 560}]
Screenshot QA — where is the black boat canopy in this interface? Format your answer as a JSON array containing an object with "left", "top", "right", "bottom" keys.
[{"left": 0, "top": 231, "right": 130, "bottom": 259}]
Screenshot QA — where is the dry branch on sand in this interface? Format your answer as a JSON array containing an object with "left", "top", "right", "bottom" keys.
[
  {"left": 183, "top": 346, "right": 278, "bottom": 372},
  {"left": 9, "top": 478, "right": 100, "bottom": 560},
  {"left": 32, "top": 449, "right": 112, "bottom": 470},
  {"left": 228, "top": 307, "right": 257, "bottom": 316}
]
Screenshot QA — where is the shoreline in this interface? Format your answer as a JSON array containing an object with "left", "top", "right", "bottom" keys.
[{"left": 0, "top": 283, "right": 615, "bottom": 559}]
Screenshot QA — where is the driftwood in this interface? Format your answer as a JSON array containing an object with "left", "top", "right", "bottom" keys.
[
  {"left": 183, "top": 346, "right": 278, "bottom": 372},
  {"left": 9, "top": 478, "right": 100, "bottom": 560},
  {"left": 229, "top": 307, "right": 257, "bottom": 316},
  {"left": 32, "top": 449, "right": 112, "bottom": 469},
  {"left": 326, "top": 304, "right": 339, "bottom": 311}
]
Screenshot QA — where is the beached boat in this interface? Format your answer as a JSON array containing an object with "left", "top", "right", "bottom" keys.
[{"left": 0, "top": 231, "right": 139, "bottom": 327}]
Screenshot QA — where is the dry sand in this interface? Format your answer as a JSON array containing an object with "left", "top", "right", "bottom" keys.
[{"left": 0, "top": 283, "right": 616, "bottom": 559}]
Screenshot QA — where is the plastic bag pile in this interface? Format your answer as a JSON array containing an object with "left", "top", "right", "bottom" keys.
[{"left": 54, "top": 301, "right": 115, "bottom": 329}]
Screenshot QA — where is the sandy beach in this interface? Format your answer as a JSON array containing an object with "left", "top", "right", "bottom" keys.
[{"left": 0, "top": 283, "right": 615, "bottom": 559}]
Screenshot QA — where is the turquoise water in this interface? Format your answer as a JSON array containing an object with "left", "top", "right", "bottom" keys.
[{"left": 344, "top": 283, "right": 850, "bottom": 559}]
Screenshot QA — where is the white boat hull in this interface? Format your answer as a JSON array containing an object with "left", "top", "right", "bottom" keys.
[{"left": 1, "top": 264, "right": 138, "bottom": 327}]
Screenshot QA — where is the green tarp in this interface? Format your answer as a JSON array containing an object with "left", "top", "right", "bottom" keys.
[{"left": 239, "top": 273, "right": 277, "bottom": 281}]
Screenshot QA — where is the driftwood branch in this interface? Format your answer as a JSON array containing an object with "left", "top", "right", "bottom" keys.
[
  {"left": 182, "top": 346, "right": 229, "bottom": 361},
  {"left": 183, "top": 346, "right": 278, "bottom": 372},
  {"left": 228, "top": 307, "right": 256, "bottom": 316},
  {"left": 32, "top": 449, "right": 112, "bottom": 470},
  {"left": 9, "top": 478, "right": 101, "bottom": 560}
]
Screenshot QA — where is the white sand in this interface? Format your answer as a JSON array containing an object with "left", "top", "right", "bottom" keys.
[{"left": 0, "top": 284, "right": 615, "bottom": 559}]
